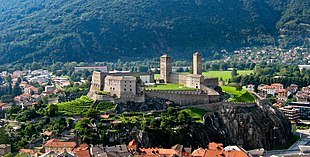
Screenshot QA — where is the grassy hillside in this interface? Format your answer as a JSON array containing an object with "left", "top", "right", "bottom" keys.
[
  {"left": 0, "top": 0, "right": 304, "bottom": 65},
  {"left": 221, "top": 86, "right": 255, "bottom": 102}
]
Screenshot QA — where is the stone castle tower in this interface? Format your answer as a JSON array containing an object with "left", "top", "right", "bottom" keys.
[
  {"left": 160, "top": 54, "right": 172, "bottom": 83},
  {"left": 193, "top": 52, "right": 202, "bottom": 75}
]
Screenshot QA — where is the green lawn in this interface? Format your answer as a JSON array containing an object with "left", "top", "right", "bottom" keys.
[
  {"left": 145, "top": 84, "right": 197, "bottom": 91},
  {"left": 201, "top": 70, "right": 253, "bottom": 82},
  {"left": 221, "top": 86, "right": 255, "bottom": 102},
  {"left": 180, "top": 107, "right": 209, "bottom": 122},
  {"left": 154, "top": 74, "right": 160, "bottom": 79},
  {"left": 154, "top": 70, "right": 253, "bottom": 82}
]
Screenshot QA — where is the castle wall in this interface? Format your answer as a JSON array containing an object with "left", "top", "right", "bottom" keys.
[
  {"left": 92, "top": 93, "right": 113, "bottom": 101},
  {"left": 203, "top": 77, "right": 219, "bottom": 87},
  {"left": 145, "top": 90, "right": 209, "bottom": 105},
  {"left": 93, "top": 93, "right": 145, "bottom": 103},
  {"left": 112, "top": 94, "right": 145, "bottom": 103},
  {"left": 170, "top": 73, "right": 186, "bottom": 84},
  {"left": 209, "top": 95, "right": 221, "bottom": 103}
]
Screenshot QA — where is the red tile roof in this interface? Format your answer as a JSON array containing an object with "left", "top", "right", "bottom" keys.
[
  {"left": 76, "top": 149, "right": 91, "bottom": 157},
  {"left": 202, "top": 143, "right": 250, "bottom": 157},
  {"left": 78, "top": 143, "right": 89, "bottom": 150},
  {"left": 139, "top": 148, "right": 180, "bottom": 157},
  {"left": 44, "top": 139, "right": 76, "bottom": 148},
  {"left": 191, "top": 148, "right": 205, "bottom": 157},
  {"left": 128, "top": 139, "right": 137, "bottom": 151},
  {"left": 19, "top": 149, "right": 37, "bottom": 154},
  {"left": 43, "top": 131, "right": 54, "bottom": 136},
  {"left": 271, "top": 83, "right": 284, "bottom": 87},
  {"left": 100, "top": 114, "right": 110, "bottom": 119},
  {"left": 278, "top": 89, "right": 287, "bottom": 93}
]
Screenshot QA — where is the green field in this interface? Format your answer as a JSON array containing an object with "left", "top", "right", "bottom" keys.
[
  {"left": 145, "top": 84, "right": 197, "bottom": 90},
  {"left": 180, "top": 107, "right": 209, "bottom": 122},
  {"left": 154, "top": 70, "right": 253, "bottom": 82},
  {"left": 221, "top": 86, "right": 255, "bottom": 102}
]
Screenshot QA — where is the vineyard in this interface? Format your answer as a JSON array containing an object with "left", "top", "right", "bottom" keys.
[{"left": 57, "top": 96, "right": 116, "bottom": 116}]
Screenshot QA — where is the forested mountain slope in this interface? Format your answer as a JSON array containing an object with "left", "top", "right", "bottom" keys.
[{"left": 0, "top": 0, "right": 307, "bottom": 64}]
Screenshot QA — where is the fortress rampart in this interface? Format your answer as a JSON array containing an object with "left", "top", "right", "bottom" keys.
[
  {"left": 203, "top": 77, "right": 218, "bottom": 87},
  {"left": 145, "top": 89, "right": 209, "bottom": 105}
]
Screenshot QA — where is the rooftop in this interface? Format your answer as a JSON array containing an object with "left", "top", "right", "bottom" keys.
[{"left": 43, "top": 139, "right": 76, "bottom": 148}]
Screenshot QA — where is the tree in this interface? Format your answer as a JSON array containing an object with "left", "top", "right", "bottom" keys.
[
  {"left": 6, "top": 105, "right": 20, "bottom": 114},
  {"left": 85, "top": 108, "right": 99, "bottom": 120},
  {"left": 4, "top": 152, "right": 13, "bottom": 157},
  {"left": 189, "top": 66, "right": 193, "bottom": 74},
  {"left": 31, "top": 62, "right": 40, "bottom": 70},
  {"left": 47, "top": 104, "right": 59, "bottom": 117},
  {"left": 0, "top": 127, "right": 10, "bottom": 144},
  {"left": 15, "top": 152, "right": 30, "bottom": 157},
  {"left": 220, "top": 62, "right": 228, "bottom": 70},
  {"left": 1, "top": 95, "right": 13, "bottom": 103},
  {"left": 210, "top": 62, "right": 220, "bottom": 70},
  {"left": 17, "top": 139, "right": 28, "bottom": 149},
  {"left": 160, "top": 120, "right": 167, "bottom": 129},
  {"left": 177, "top": 112, "right": 186, "bottom": 123},
  {"left": 231, "top": 69, "right": 238, "bottom": 78},
  {"left": 12, "top": 84, "right": 22, "bottom": 96}
]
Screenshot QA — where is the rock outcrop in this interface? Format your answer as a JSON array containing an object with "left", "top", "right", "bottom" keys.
[
  {"left": 131, "top": 102, "right": 291, "bottom": 150},
  {"left": 115, "top": 98, "right": 177, "bottom": 114},
  {"left": 204, "top": 102, "right": 292, "bottom": 150}
]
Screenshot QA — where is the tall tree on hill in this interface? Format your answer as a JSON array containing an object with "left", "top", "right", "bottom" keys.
[
  {"left": 13, "top": 79, "right": 22, "bottom": 96},
  {"left": 231, "top": 69, "right": 238, "bottom": 78}
]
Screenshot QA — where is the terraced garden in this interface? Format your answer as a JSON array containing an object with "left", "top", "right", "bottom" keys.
[{"left": 57, "top": 96, "right": 116, "bottom": 116}]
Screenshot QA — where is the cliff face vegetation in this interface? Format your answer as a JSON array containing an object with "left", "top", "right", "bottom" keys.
[
  {"left": 0, "top": 0, "right": 308, "bottom": 65},
  {"left": 132, "top": 103, "right": 291, "bottom": 150}
]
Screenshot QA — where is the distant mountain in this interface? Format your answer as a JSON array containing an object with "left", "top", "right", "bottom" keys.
[{"left": 0, "top": 0, "right": 308, "bottom": 65}]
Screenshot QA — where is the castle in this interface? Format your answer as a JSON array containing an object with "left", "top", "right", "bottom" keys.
[
  {"left": 88, "top": 52, "right": 220, "bottom": 104},
  {"left": 158, "top": 52, "right": 218, "bottom": 89}
]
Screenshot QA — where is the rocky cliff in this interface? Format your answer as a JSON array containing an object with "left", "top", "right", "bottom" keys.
[
  {"left": 133, "top": 102, "right": 291, "bottom": 150},
  {"left": 204, "top": 102, "right": 292, "bottom": 150}
]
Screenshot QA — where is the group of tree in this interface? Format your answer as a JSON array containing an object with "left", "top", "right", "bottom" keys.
[{"left": 230, "top": 64, "right": 310, "bottom": 88}]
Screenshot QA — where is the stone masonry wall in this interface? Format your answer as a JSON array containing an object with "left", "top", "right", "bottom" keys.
[
  {"left": 145, "top": 90, "right": 209, "bottom": 105},
  {"left": 203, "top": 77, "right": 218, "bottom": 87},
  {"left": 170, "top": 73, "right": 186, "bottom": 84}
]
